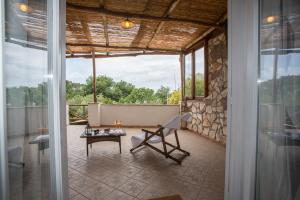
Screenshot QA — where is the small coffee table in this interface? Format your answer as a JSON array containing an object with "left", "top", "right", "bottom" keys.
[{"left": 80, "top": 128, "right": 126, "bottom": 156}]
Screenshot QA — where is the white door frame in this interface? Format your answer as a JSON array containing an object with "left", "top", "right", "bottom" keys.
[
  {"left": 225, "top": 0, "right": 259, "bottom": 200},
  {"left": 0, "top": 0, "right": 68, "bottom": 199},
  {"left": 0, "top": 0, "right": 9, "bottom": 199},
  {"left": 48, "top": 0, "right": 69, "bottom": 199}
]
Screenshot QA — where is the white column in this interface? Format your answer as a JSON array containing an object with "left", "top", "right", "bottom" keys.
[
  {"left": 88, "top": 103, "right": 101, "bottom": 127},
  {"left": 66, "top": 104, "right": 69, "bottom": 125}
]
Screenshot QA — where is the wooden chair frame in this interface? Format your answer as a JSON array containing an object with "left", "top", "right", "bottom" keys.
[{"left": 130, "top": 126, "right": 190, "bottom": 164}]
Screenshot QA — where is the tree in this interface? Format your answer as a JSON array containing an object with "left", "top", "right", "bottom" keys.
[
  {"left": 121, "top": 88, "right": 155, "bottom": 104},
  {"left": 168, "top": 90, "right": 181, "bottom": 105},
  {"left": 66, "top": 80, "right": 85, "bottom": 100},
  {"left": 155, "top": 86, "right": 170, "bottom": 104},
  {"left": 84, "top": 76, "right": 114, "bottom": 99},
  {"left": 195, "top": 73, "right": 204, "bottom": 96},
  {"left": 185, "top": 77, "right": 192, "bottom": 97},
  {"left": 112, "top": 80, "right": 135, "bottom": 102},
  {"left": 184, "top": 73, "right": 204, "bottom": 97},
  {"left": 6, "top": 83, "right": 48, "bottom": 107}
]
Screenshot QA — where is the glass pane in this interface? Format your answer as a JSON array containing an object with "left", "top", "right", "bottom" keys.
[
  {"left": 195, "top": 48, "right": 205, "bottom": 96},
  {"left": 4, "top": 0, "right": 51, "bottom": 199},
  {"left": 257, "top": 0, "right": 300, "bottom": 199},
  {"left": 185, "top": 53, "right": 192, "bottom": 97}
]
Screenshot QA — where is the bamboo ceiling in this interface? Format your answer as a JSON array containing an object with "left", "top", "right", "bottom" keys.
[
  {"left": 66, "top": 0, "right": 227, "bottom": 58},
  {"left": 5, "top": 0, "right": 227, "bottom": 57}
]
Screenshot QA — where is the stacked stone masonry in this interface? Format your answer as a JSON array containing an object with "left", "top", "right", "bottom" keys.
[{"left": 183, "top": 32, "right": 228, "bottom": 144}]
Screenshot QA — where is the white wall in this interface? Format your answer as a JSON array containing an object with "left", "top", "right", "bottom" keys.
[
  {"left": 89, "top": 104, "right": 180, "bottom": 127},
  {"left": 6, "top": 106, "right": 48, "bottom": 137}
]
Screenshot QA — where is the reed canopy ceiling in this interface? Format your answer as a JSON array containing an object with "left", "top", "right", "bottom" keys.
[
  {"left": 5, "top": 0, "right": 227, "bottom": 58},
  {"left": 66, "top": 0, "right": 227, "bottom": 58}
]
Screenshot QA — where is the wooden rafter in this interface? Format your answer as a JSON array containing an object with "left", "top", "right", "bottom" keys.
[
  {"left": 66, "top": 43, "right": 181, "bottom": 53},
  {"left": 66, "top": 3, "right": 219, "bottom": 27},
  {"left": 80, "top": 15, "right": 93, "bottom": 45},
  {"left": 66, "top": 51, "right": 179, "bottom": 59},
  {"left": 130, "top": 0, "right": 150, "bottom": 47},
  {"left": 103, "top": 16, "right": 109, "bottom": 47},
  {"left": 66, "top": 45, "right": 73, "bottom": 54},
  {"left": 184, "top": 13, "right": 227, "bottom": 50},
  {"left": 146, "top": 0, "right": 181, "bottom": 48},
  {"left": 99, "top": 0, "right": 109, "bottom": 47}
]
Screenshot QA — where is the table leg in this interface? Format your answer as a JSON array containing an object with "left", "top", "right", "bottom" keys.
[
  {"left": 119, "top": 136, "right": 121, "bottom": 154},
  {"left": 86, "top": 139, "right": 89, "bottom": 157}
]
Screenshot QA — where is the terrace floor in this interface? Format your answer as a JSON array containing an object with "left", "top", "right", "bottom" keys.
[{"left": 67, "top": 125, "right": 226, "bottom": 200}]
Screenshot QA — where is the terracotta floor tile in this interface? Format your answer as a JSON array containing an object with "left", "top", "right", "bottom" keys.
[
  {"left": 103, "top": 189, "right": 136, "bottom": 200},
  {"left": 67, "top": 125, "right": 225, "bottom": 200},
  {"left": 118, "top": 178, "right": 148, "bottom": 197}
]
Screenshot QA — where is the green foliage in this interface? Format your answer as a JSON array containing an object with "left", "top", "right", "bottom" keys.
[
  {"left": 120, "top": 88, "right": 155, "bottom": 104},
  {"left": 184, "top": 73, "right": 204, "bottom": 97},
  {"left": 168, "top": 90, "right": 181, "bottom": 105},
  {"left": 6, "top": 83, "right": 47, "bottom": 107},
  {"left": 184, "top": 76, "right": 192, "bottom": 97},
  {"left": 155, "top": 86, "right": 170, "bottom": 104},
  {"left": 112, "top": 80, "right": 135, "bottom": 102},
  {"left": 66, "top": 80, "right": 85, "bottom": 99},
  {"left": 67, "top": 75, "right": 177, "bottom": 105},
  {"left": 195, "top": 73, "right": 204, "bottom": 96}
]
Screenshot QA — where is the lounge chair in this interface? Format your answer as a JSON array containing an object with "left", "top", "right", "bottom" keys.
[
  {"left": 8, "top": 146, "right": 24, "bottom": 168},
  {"left": 130, "top": 113, "right": 192, "bottom": 164}
]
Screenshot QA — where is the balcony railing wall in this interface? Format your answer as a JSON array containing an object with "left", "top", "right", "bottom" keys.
[{"left": 88, "top": 103, "right": 180, "bottom": 127}]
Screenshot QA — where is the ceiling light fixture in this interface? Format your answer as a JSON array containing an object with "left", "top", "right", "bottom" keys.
[
  {"left": 16, "top": 3, "right": 32, "bottom": 13},
  {"left": 121, "top": 18, "right": 134, "bottom": 29},
  {"left": 265, "top": 15, "right": 276, "bottom": 24}
]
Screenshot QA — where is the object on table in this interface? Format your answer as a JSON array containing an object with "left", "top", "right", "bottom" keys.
[
  {"left": 114, "top": 120, "right": 122, "bottom": 128},
  {"left": 94, "top": 129, "right": 100, "bottom": 135}
]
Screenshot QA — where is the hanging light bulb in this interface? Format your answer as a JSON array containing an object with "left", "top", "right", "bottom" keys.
[
  {"left": 121, "top": 18, "right": 134, "bottom": 29},
  {"left": 16, "top": 3, "right": 32, "bottom": 13},
  {"left": 265, "top": 15, "right": 276, "bottom": 24}
]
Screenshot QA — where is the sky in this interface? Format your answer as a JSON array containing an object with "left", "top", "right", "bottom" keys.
[
  {"left": 4, "top": 42, "right": 300, "bottom": 90},
  {"left": 4, "top": 42, "right": 182, "bottom": 91},
  {"left": 66, "top": 55, "right": 181, "bottom": 91}
]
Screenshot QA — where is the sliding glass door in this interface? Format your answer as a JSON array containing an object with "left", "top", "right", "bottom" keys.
[
  {"left": 257, "top": 0, "right": 300, "bottom": 199},
  {"left": 0, "top": 0, "right": 67, "bottom": 199}
]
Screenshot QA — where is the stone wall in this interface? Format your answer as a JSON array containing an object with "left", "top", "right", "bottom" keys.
[{"left": 183, "top": 32, "right": 228, "bottom": 144}]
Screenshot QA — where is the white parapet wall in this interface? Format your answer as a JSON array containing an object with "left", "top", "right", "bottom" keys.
[
  {"left": 6, "top": 106, "right": 48, "bottom": 136},
  {"left": 88, "top": 103, "right": 101, "bottom": 127},
  {"left": 88, "top": 104, "right": 180, "bottom": 127}
]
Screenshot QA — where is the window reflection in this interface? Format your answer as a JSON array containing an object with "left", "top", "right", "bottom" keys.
[
  {"left": 185, "top": 53, "right": 192, "bottom": 97},
  {"left": 257, "top": 0, "right": 300, "bottom": 199},
  {"left": 4, "top": 0, "right": 50, "bottom": 199},
  {"left": 195, "top": 48, "right": 205, "bottom": 97}
]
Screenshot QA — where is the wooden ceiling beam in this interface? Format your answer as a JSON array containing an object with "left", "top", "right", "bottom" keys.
[
  {"left": 66, "top": 51, "right": 179, "bottom": 59},
  {"left": 66, "top": 45, "right": 73, "bottom": 54},
  {"left": 130, "top": 0, "right": 150, "bottom": 47},
  {"left": 184, "top": 13, "right": 227, "bottom": 50},
  {"left": 66, "top": 43, "right": 181, "bottom": 53},
  {"left": 99, "top": 0, "right": 109, "bottom": 47},
  {"left": 146, "top": 0, "right": 181, "bottom": 48},
  {"left": 66, "top": 3, "right": 219, "bottom": 27},
  {"left": 103, "top": 16, "right": 109, "bottom": 47}
]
